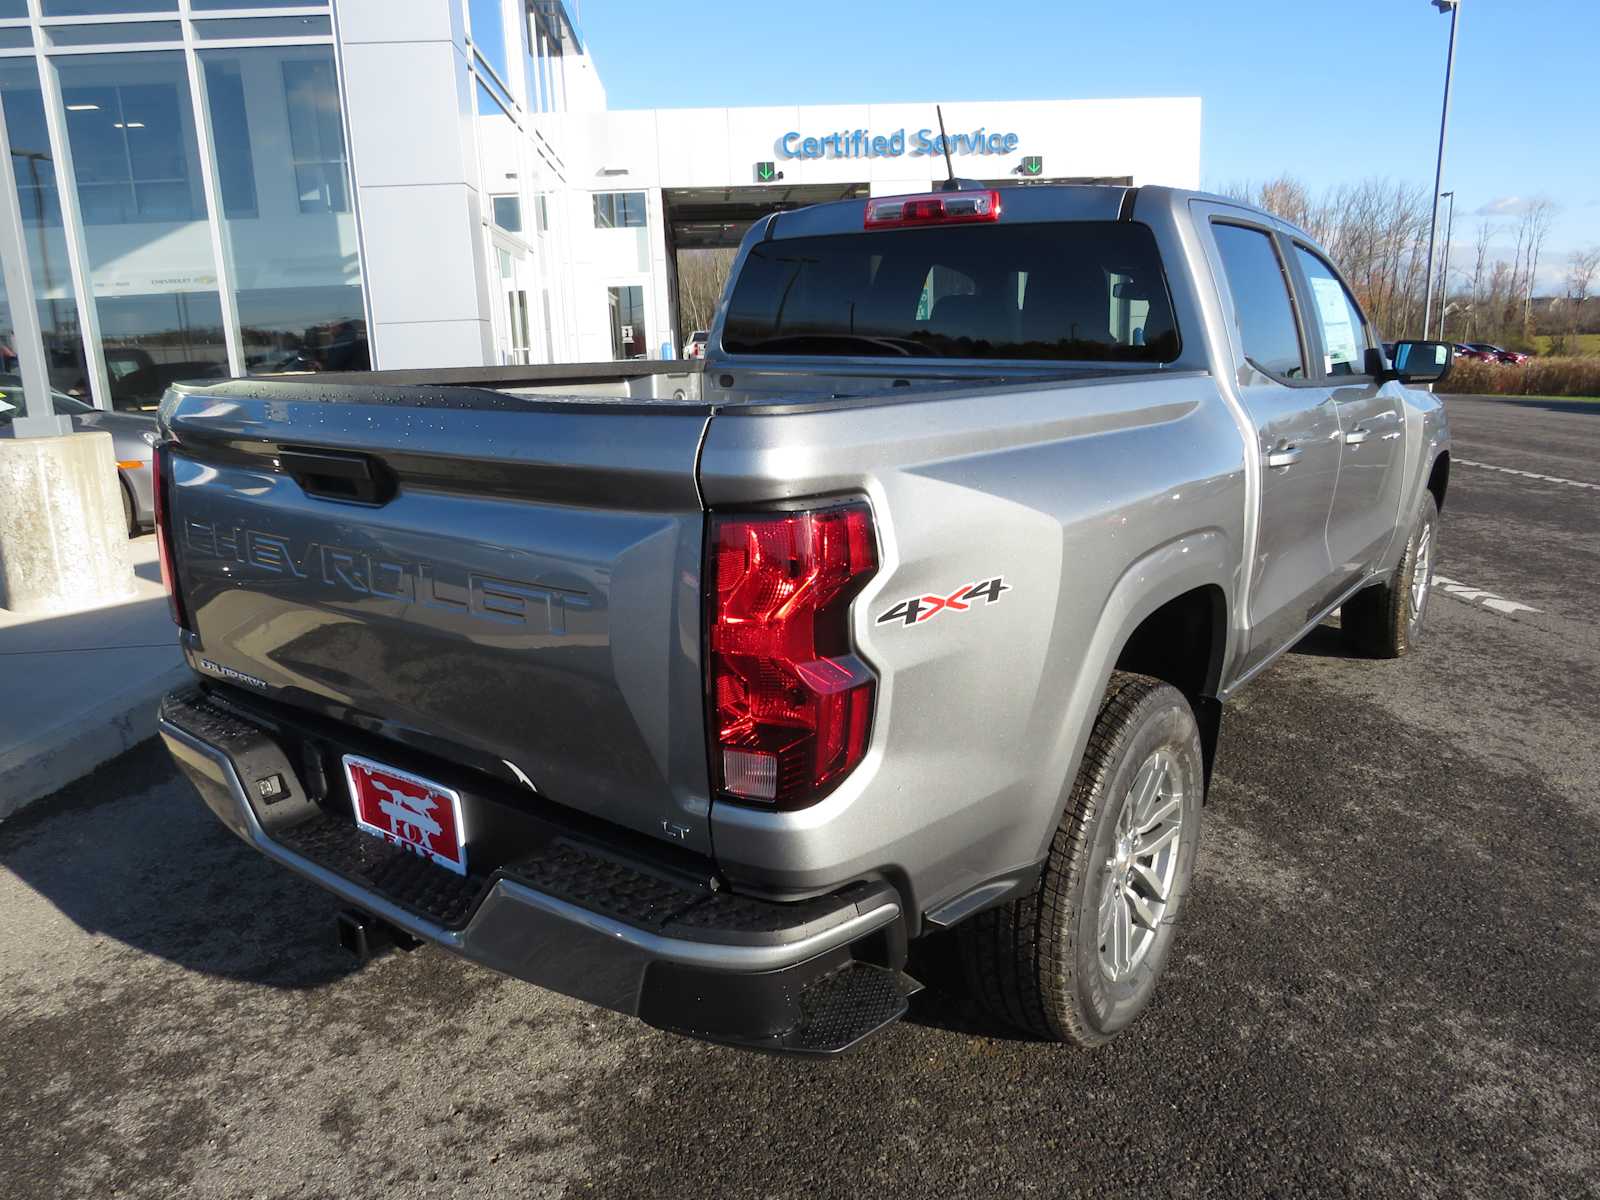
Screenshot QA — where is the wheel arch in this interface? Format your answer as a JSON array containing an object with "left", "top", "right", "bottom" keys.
[
  {"left": 1030, "top": 529, "right": 1234, "bottom": 867},
  {"left": 1428, "top": 449, "right": 1450, "bottom": 512},
  {"left": 1112, "top": 582, "right": 1227, "bottom": 785}
]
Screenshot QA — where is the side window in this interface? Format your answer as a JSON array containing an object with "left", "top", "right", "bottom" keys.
[
  {"left": 1293, "top": 246, "right": 1372, "bottom": 377},
  {"left": 1211, "top": 223, "right": 1306, "bottom": 380}
]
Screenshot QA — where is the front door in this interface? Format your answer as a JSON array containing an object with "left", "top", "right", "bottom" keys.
[
  {"left": 1202, "top": 216, "right": 1344, "bottom": 675},
  {"left": 1289, "top": 246, "right": 1407, "bottom": 585}
]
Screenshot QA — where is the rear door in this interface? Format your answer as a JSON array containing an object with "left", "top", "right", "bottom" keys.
[
  {"left": 1287, "top": 244, "right": 1407, "bottom": 584},
  {"left": 164, "top": 381, "right": 714, "bottom": 855},
  {"left": 1202, "top": 215, "right": 1343, "bottom": 673}
]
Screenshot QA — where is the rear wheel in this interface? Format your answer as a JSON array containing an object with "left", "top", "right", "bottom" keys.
[
  {"left": 1341, "top": 493, "right": 1438, "bottom": 659},
  {"left": 957, "top": 672, "right": 1203, "bottom": 1046}
]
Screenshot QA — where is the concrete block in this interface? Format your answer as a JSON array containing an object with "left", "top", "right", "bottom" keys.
[{"left": 0, "top": 432, "right": 136, "bottom": 615}]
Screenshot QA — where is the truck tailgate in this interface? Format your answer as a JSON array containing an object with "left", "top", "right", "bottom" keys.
[{"left": 162, "top": 381, "right": 713, "bottom": 855}]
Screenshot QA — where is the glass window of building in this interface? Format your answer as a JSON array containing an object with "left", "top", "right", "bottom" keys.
[
  {"left": 191, "top": 0, "right": 330, "bottom": 8},
  {"left": 0, "top": 273, "right": 16, "bottom": 386},
  {"left": 45, "top": 21, "right": 182, "bottom": 46},
  {"left": 608, "top": 284, "right": 643, "bottom": 359},
  {"left": 42, "top": 0, "right": 176, "bottom": 13},
  {"left": 468, "top": 0, "right": 509, "bottom": 85},
  {"left": 593, "top": 191, "right": 645, "bottom": 230},
  {"left": 0, "top": 1, "right": 29, "bottom": 17},
  {"left": 491, "top": 195, "right": 521, "bottom": 232},
  {"left": 202, "top": 58, "right": 258, "bottom": 218},
  {"left": 55, "top": 53, "right": 227, "bottom": 411},
  {"left": 194, "top": 17, "right": 334, "bottom": 40},
  {"left": 282, "top": 56, "right": 349, "bottom": 214},
  {"left": 198, "top": 45, "right": 366, "bottom": 374},
  {"left": 1, "top": 62, "right": 93, "bottom": 400}
]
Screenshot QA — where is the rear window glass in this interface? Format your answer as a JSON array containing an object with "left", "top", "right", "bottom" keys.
[{"left": 721, "top": 221, "right": 1179, "bottom": 362}]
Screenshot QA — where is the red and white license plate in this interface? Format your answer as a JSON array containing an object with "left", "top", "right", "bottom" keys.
[{"left": 343, "top": 755, "right": 468, "bottom": 876}]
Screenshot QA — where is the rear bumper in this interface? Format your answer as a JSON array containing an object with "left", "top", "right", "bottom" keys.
[{"left": 159, "top": 685, "right": 914, "bottom": 1054}]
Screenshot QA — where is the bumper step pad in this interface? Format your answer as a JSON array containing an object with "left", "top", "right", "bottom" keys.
[
  {"left": 276, "top": 815, "right": 492, "bottom": 929},
  {"left": 782, "top": 963, "right": 921, "bottom": 1055}
]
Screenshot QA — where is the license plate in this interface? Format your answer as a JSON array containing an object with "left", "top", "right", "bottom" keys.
[{"left": 343, "top": 755, "right": 468, "bottom": 876}]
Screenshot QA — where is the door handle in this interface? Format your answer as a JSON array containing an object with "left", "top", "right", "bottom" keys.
[
  {"left": 1344, "top": 427, "right": 1372, "bottom": 446},
  {"left": 1265, "top": 445, "right": 1303, "bottom": 469}
]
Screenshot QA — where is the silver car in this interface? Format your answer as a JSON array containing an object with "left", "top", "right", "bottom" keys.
[{"left": 0, "top": 376, "right": 158, "bottom": 535}]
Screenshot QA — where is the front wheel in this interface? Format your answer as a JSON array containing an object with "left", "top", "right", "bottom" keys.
[
  {"left": 1341, "top": 493, "right": 1439, "bottom": 659},
  {"left": 957, "top": 672, "right": 1203, "bottom": 1046},
  {"left": 120, "top": 477, "right": 138, "bottom": 538}
]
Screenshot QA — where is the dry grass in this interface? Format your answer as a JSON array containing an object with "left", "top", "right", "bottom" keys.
[
  {"left": 1439, "top": 356, "right": 1600, "bottom": 398},
  {"left": 1533, "top": 333, "right": 1600, "bottom": 357}
]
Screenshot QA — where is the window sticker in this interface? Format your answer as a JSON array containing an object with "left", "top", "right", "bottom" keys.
[{"left": 1309, "top": 275, "right": 1360, "bottom": 368}]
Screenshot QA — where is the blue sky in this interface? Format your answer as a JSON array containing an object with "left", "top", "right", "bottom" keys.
[{"left": 579, "top": 0, "right": 1599, "bottom": 291}]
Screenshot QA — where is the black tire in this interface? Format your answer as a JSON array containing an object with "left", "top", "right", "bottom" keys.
[
  {"left": 1341, "top": 493, "right": 1439, "bottom": 659},
  {"left": 120, "top": 478, "right": 138, "bottom": 538},
  {"left": 957, "top": 672, "right": 1204, "bottom": 1046}
]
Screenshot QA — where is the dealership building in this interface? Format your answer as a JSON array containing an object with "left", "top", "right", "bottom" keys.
[{"left": 0, "top": 0, "right": 1201, "bottom": 414}]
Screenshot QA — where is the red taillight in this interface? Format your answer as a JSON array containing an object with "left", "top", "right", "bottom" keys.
[
  {"left": 708, "top": 503, "right": 878, "bottom": 808},
  {"left": 864, "top": 189, "right": 1002, "bottom": 228},
  {"left": 150, "top": 443, "right": 189, "bottom": 630}
]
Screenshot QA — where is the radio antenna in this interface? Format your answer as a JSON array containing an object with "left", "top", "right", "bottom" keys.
[{"left": 935, "top": 104, "right": 957, "bottom": 190}]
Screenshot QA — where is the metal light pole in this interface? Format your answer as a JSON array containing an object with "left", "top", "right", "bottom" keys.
[
  {"left": 1421, "top": 0, "right": 1460, "bottom": 339},
  {"left": 1436, "top": 189, "right": 1455, "bottom": 339}
]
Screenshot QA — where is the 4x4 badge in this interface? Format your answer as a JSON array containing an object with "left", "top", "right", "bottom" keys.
[{"left": 875, "top": 577, "right": 1010, "bottom": 627}]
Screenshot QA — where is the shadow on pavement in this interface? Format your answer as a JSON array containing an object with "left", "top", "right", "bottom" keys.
[
  {"left": 1444, "top": 393, "right": 1600, "bottom": 417},
  {"left": 0, "top": 738, "right": 359, "bottom": 990},
  {"left": 902, "top": 927, "right": 1051, "bottom": 1043},
  {"left": 1286, "top": 621, "right": 1354, "bottom": 659}
]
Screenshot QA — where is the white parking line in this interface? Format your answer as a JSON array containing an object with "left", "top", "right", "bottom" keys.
[
  {"left": 1432, "top": 575, "right": 1540, "bottom": 616},
  {"left": 1455, "top": 459, "right": 1599, "bottom": 491}
]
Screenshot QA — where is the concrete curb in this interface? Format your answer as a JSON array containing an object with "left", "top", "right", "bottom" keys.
[{"left": 0, "top": 664, "right": 191, "bottom": 822}]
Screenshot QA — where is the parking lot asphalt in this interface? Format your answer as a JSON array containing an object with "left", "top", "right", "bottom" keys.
[{"left": 2, "top": 393, "right": 1596, "bottom": 1200}]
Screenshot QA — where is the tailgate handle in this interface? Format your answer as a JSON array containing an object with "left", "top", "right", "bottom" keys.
[{"left": 278, "top": 448, "right": 394, "bottom": 505}]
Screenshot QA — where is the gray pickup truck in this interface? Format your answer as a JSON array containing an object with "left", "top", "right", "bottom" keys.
[{"left": 155, "top": 184, "right": 1451, "bottom": 1055}]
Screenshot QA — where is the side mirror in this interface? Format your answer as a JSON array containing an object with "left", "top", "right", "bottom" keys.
[{"left": 1383, "top": 340, "right": 1452, "bottom": 385}]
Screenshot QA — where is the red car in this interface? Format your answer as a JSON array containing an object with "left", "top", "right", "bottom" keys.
[
  {"left": 1452, "top": 343, "right": 1497, "bottom": 363},
  {"left": 1468, "top": 342, "right": 1530, "bottom": 365}
]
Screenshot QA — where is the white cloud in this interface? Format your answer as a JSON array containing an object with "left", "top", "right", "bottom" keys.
[{"left": 1474, "top": 196, "right": 1534, "bottom": 216}]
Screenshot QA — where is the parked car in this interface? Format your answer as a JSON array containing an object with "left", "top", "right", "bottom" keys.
[
  {"left": 0, "top": 376, "right": 157, "bottom": 534},
  {"left": 247, "top": 350, "right": 324, "bottom": 374},
  {"left": 154, "top": 185, "right": 1452, "bottom": 1055},
  {"left": 684, "top": 330, "right": 709, "bottom": 359},
  {"left": 1467, "top": 342, "right": 1530, "bottom": 365},
  {"left": 108, "top": 358, "right": 229, "bottom": 412},
  {"left": 1452, "top": 343, "right": 1497, "bottom": 363}
]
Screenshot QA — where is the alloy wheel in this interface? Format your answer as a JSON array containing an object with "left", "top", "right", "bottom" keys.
[
  {"left": 1098, "top": 749, "right": 1185, "bottom": 983},
  {"left": 1411, "top": 523, "right": 1433, "bottom": 619}
]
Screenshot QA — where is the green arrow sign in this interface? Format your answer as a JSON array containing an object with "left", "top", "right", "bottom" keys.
[
  {"left": 1020, "top": 156, "right": 1043, "bottom": 177},
  {"left": 756, "top": 161, "right": 777, "bottom": 182}
]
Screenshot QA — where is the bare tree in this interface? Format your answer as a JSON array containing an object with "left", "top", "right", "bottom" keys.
[
  {"left": 676, "top": 249, "right": 736, "bottom": 344},
  {"left": 1467, "top": 220, "right": 1496, "bottom": 339},
  {"left": 1208, "top": 176, "right": 1590, "bottom": 347},
  {"left": 1567, "top": 246, "right": 1600, "bottom": 337},
  {"left": 1520, "top": 199, "right": 1557, "bottom": 330}
]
